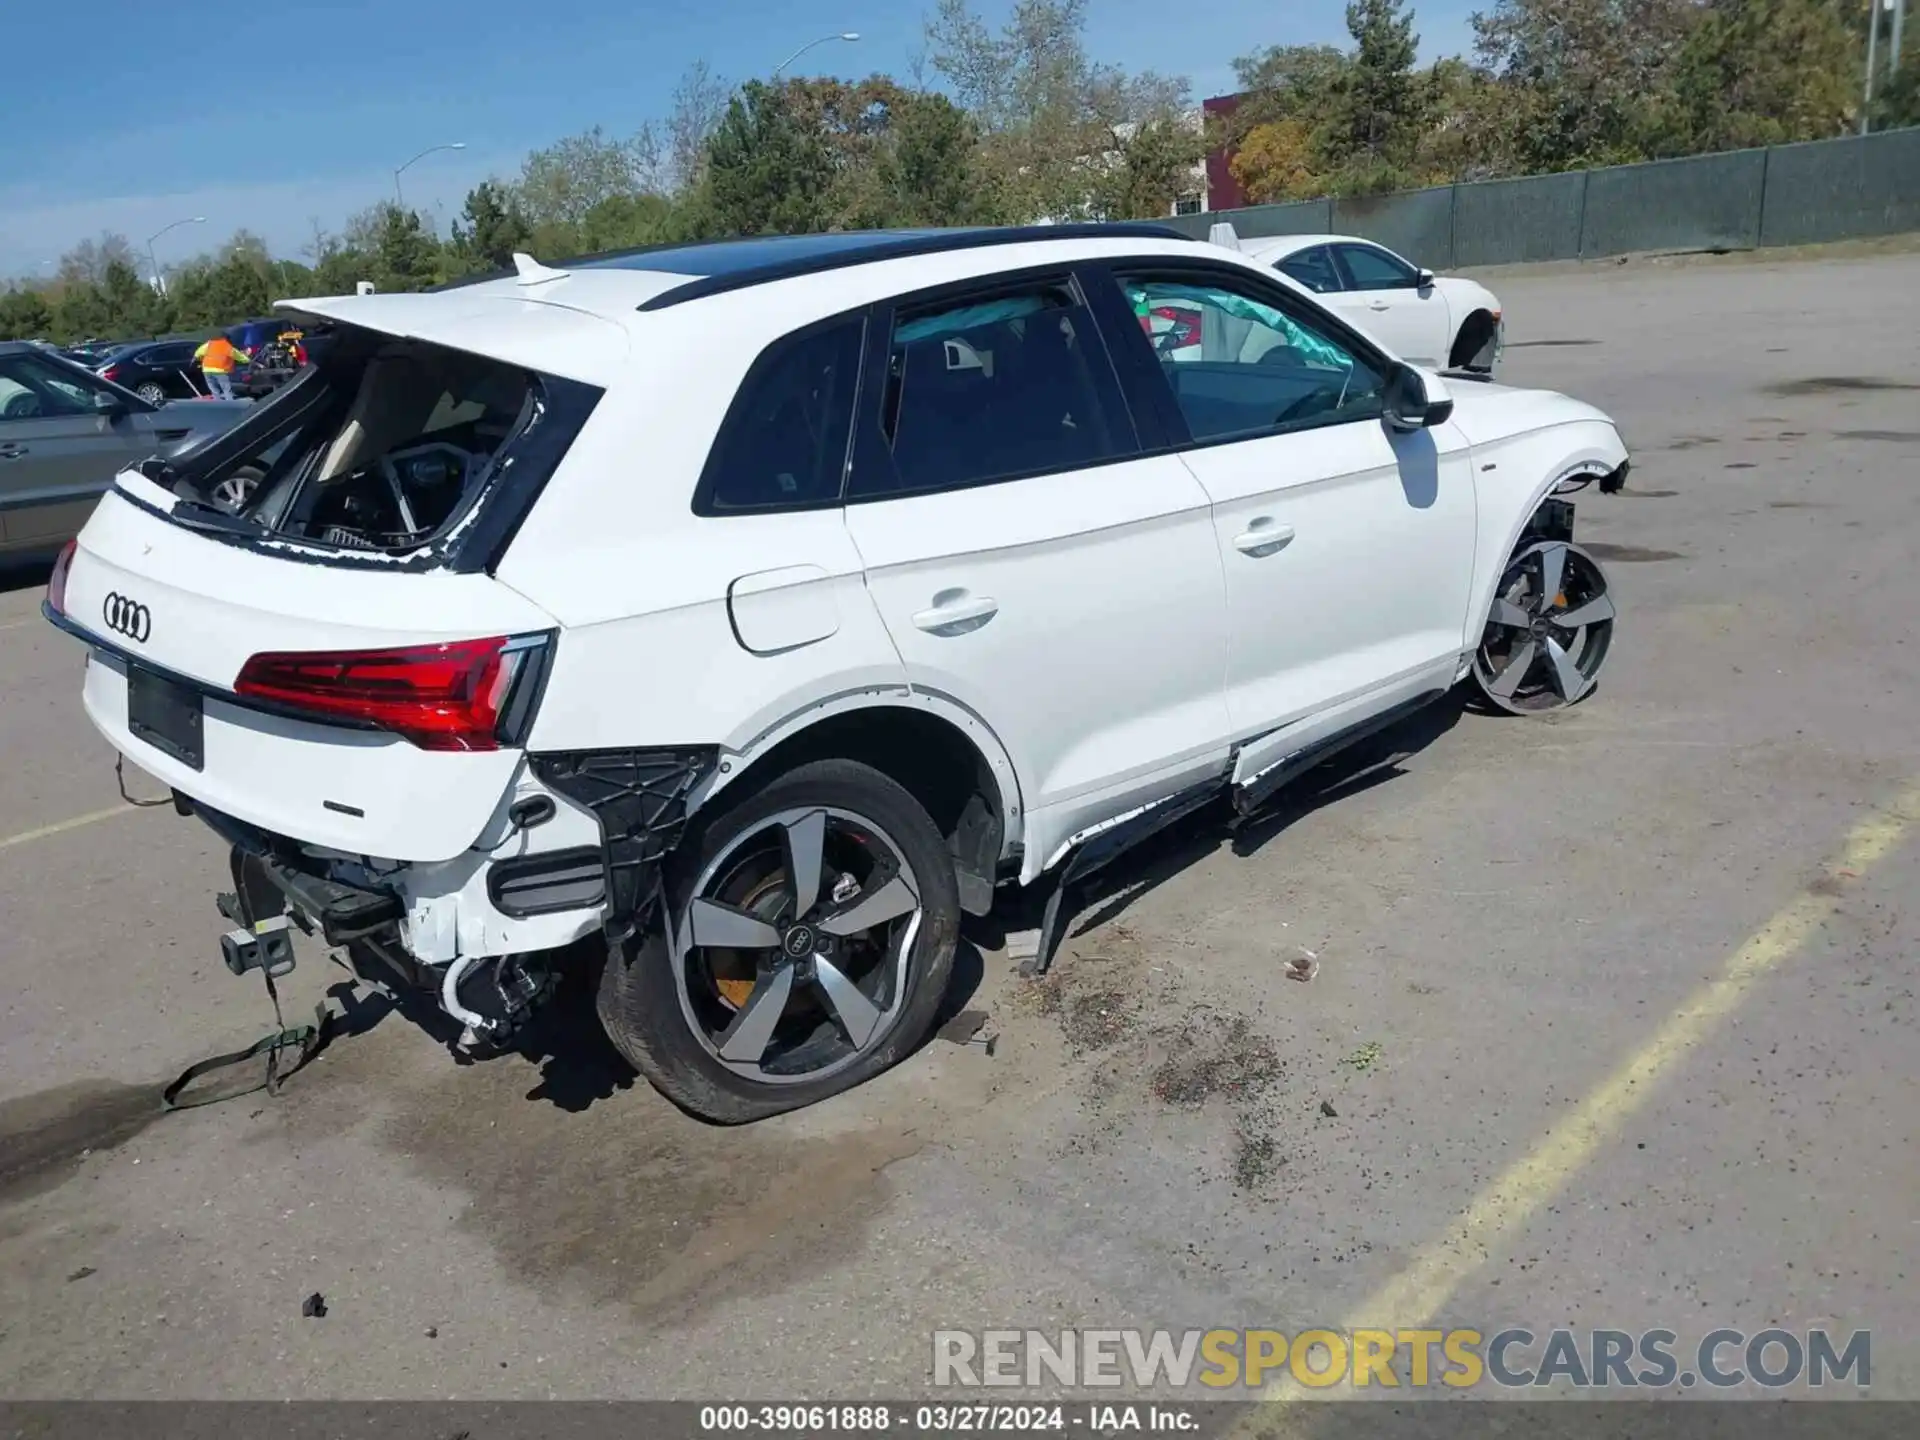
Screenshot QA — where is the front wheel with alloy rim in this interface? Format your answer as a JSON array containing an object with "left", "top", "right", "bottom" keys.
[
  {"left": 596, "top": 758, "right": 961, "bottom": 1124},
  {"left": 1473, "top": 538, "right": 1615, "bottom": 713}
]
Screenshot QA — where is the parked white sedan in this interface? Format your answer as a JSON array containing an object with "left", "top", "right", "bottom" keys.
[{"left": 1240, "top": 233, "right": 1504, "bottom": 373}]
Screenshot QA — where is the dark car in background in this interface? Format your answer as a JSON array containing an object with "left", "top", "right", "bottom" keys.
[{"left": 96, "top": 338, "right": 215, "bottom": 404}]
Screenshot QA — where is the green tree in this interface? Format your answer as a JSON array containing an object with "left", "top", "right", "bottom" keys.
[
  {"left": 167, "top": 255, "right": 270, "bottom": 331},
  {"left": 1325, "top": 0, "right": 1432, "bottom": 192},
  {"left": 450, "top": 181, "right": 533, "bottom": 273},
  {"left": 1875, "top": 27, "right": 1920, "bottom": 129},
  {"left": 515, "top": 126, "right": 654, "bottom": 230},
  {"left": 1654, "top": 0, "right": 1854, "bottom": 154},
  {"left": 1471, "top": 0, "right": 1696, "bottom": 171},
  {"left": 706, "top": 81, "right": 838, "bottom": 234},
  {"left": 885, "top": 92, "right": 987, "bottom": 225},
  {"left": 925, "top": 0, "right": 1193, "bottom": 223},
  {"left": 0, "top": 287, "right": 55, "bottom": 341},
  {"left": 358, "top": 204, "right": 443, "bottom": 292}
]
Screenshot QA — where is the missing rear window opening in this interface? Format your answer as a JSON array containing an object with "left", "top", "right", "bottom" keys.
[{"left": 166, "top": 323, "right": 598, "bottom": 567}]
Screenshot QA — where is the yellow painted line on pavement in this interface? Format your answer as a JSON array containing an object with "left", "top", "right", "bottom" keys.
[
  {"left": 1236, "top": 780, "right": 1920, "bottom": 1429},
  {"left": 0, "top": 804, "right": 137, "bottom": 853}
]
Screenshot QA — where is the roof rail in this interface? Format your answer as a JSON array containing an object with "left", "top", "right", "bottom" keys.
[{"left": 634, "top": 222, "right": 1196, "bottom": 312}]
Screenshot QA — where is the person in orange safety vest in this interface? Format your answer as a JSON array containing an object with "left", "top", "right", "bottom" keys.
[{"left": 192, "top": 334, "right": 251, "bottom": 400}]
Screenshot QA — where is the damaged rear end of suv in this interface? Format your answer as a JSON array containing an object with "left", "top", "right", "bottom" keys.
[{"left": 41, "top": 288, "right": 690, "bottom": 1067}]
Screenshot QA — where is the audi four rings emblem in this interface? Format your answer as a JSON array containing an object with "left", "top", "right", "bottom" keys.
[{"left": 102, "top": 593, "right": 152, "bottom": 643}]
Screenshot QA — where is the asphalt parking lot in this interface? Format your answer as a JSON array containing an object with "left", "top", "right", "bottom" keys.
[{"left": 2, "top": 247, "right": 1917, "bottom": 1414}]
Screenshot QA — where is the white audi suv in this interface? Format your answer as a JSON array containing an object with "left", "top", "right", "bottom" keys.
[{"left": 45, "top": 224, "right": 1627, "bottom": 1122}]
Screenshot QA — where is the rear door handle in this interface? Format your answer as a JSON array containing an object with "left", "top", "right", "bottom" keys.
[
  {"left": 912, "top": 591, "right": 999, "bottom": 634},
  {"left": 1232, "top": 519, "right": 1296, "bottom": 557}
]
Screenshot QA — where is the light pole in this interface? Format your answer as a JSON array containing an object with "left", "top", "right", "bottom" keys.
[
  {"left": 1893, "top": 0, "right": 1908, "bottom": 74},
  {"left": 394, "top": 142, "right": 466, "bottom": 207},
  {"left": 145, "top": 215, "right": 206, "bottom": 296},
  {"left": 773, "top": 31, "right": 860, "bottom": 79}
]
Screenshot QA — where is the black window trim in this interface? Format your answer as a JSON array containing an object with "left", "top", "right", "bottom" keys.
[
  {"left": 1331, "top": 241, "right": 1422, "bottom": 292},
  {"left": 842, "top": 262, "right": 1147, "bottom": 508},
  {"left": 1082, "top": 255, "right": 1402, "bottom": 457},
  {"left": 689, "top": 308, "right": 869, "bottom": 518}
]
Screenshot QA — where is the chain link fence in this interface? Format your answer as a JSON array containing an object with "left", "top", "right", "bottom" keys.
[{"left": 1162, "top": 127, "right": 1920, "bottom": 271}]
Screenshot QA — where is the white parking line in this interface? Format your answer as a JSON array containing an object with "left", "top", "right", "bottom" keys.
[
  {"left": 0, "top": 804, "right": 136, "bottom": 853},
  {"left": 0, "top": 617, "right": 38, "bottom": 633}
]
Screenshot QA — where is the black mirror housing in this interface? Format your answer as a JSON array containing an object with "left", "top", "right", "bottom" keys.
[{"left": 1384, "top": 364, "right": 1454, "bottom": 432}]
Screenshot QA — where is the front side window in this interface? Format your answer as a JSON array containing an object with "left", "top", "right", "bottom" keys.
[
  {"left": 1114, "top": 273, "right": 1387, "bottom": 444},
  {"left": 0, "top": 355, "right": 107, "bottom": 420},
  {"left": 856, "top": 281, "right": 1130, "bottom": 499},
  {"left": 700, "top": 318, "right": 863, "bottom": 511},
  {"left": 1276, "top": 245, "right": 1341, "bottom": 295},
  {"left": 1336, "top": 244, "right": 1421, "bottom": 291}
]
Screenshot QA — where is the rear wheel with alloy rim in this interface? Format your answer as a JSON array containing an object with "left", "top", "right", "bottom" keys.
[
  {"left": 209, "top": 464, "right": 264, "bottom": 514},
  {"left": 134, "top": 382, "right": 166, "bottom": 405},
  {"left": 596, "top": 758, "right": 960, "bottom": 1123},
  {"left": 1473, "top": 539, "right": 1615, "bottom": 714}
]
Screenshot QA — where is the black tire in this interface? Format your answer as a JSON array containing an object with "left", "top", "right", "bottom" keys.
[
  {"left": 134, "top": 382, "right": 167, "bottom": 405},
  {"left": 1449, "top": 310, "right": 1498, "bottom": 372},
  {"left": 596, "top": 758, "right": 960, "bottom": 1124}
]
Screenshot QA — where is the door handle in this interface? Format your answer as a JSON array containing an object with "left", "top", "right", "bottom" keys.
[
  {"left": 1232, "top": 519, "right": 1295, "bottom": 557},
  {"left": 1368, "top": 300, "right": 1392, "bottom": 312},
  {"left": 912, "top": 591, "right": 999, "bottom": 634}
]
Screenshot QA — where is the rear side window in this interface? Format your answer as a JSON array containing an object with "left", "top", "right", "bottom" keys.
[
  {"left": 698, "top": 317, "right": 863, "bottom": 512},
  {"left": 1277, "top": 245, "right": 1341, "bottom": 294},
  {"left": 853, "top": 281, "right": 1130, "bottom": 499}
]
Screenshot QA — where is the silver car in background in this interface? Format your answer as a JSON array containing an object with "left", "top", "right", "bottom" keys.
[{"left": 0, "top": 340, "right": 254, "bottom": 558}]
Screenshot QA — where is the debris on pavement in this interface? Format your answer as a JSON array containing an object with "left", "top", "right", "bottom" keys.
[
  {"left": 1285, "top": 948, "right": 1319, "bottom": 983},
  {"left": 1004, "top": 930, "right": 1041, "bottom": 962},
  {"left": 936, "top": 1009, "right": 998, "bottom": 1055},
  {"left": 1319, "top": 1100, "right": 1339, "bottom": 1118},
  {"left": 301, "top": 1292, "right": 327, "bottom": 1319},
  {"left": 1340, "top": 1041, "right": 1383, "bottom": 1072},
  {"left": 65, "top": 1266, "right": 96, "bottom": 1283}
]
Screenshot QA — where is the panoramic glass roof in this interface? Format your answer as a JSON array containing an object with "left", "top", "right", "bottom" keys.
[{"left": 573, "top": 229, "right": 980, "bottom": 278}]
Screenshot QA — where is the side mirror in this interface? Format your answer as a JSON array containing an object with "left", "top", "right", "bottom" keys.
[
  {"left": 93, "top": 392, "right": 131, "bottom": 420},
  {"left": 1384, "top": 364, "right": 1454, "bottom": 432},
  {"left": 1416, "top": 268, "right": 1437, "bottom": 289}
]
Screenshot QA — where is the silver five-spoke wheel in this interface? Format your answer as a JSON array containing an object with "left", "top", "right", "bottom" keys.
[
  {"left": 673, "top": 807, "right": 923, "bottom": 1085},
  {"left": 1473, "top": 539, "right": 1615, "bottom": 714}
]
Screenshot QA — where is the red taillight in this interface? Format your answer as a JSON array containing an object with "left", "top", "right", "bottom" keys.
[
  {"left": 100, "top": 365, "right": 122, "bottom": 383},
  {"left": 234, "top": 636, "right": 536, "bottom": 752},
  {"left": 47, "top": 539, "right": 78, "bottom": 616}
]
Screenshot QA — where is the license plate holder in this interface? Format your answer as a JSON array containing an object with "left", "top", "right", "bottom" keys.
[{"left": 127, "top": 664, "right": 205, "bottom": 772}]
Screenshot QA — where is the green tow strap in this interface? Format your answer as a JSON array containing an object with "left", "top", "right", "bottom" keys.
[{"left": 161, "top": 969, "right": 329, "bottom": 1112}]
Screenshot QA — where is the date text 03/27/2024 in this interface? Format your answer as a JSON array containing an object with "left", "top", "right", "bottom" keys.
[{"left": 698, "top": 1403, "right": 1197, "bottom": 1433}]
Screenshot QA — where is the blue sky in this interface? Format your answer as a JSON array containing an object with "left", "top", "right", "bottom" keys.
[{"left": 0, "top": 0, "right": 1477, "bottom": 279}]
